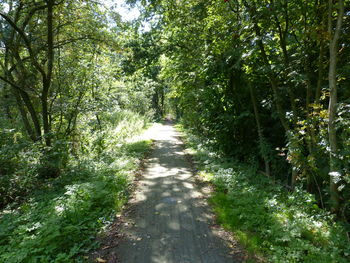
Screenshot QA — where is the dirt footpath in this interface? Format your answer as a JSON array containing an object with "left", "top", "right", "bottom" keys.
[{"left": 96, "top": 123, "right": 243, "bottom": 263}]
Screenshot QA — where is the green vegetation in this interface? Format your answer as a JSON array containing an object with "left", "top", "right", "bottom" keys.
[
  {"left": 0, "top": 112, "right": 151, "bottom": 262},
  {"left": 147, "top": 0, "right": 350, "bottom": 214},
  {"left": 0, "top": 1, "right": 158, "bottom": 260},
  {"left": 131, "top": 0, "right": 350, "bottom": 226},
  {"left": 1, "top": 0, "right": 350, "bottom": 261},
  {"left": 178, "top": 124, "right": 350, "bottom": 262}
]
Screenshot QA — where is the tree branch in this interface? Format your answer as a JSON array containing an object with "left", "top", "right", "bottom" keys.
[
  {"left": 0, "top": 75, "right": 22, "bottom": 90},
  {"left": 0, "top": 12, "right": 46, "bottom": 77}
]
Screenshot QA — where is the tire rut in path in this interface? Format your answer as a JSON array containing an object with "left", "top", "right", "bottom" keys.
[{"left": 114, "top": 123, "right": 242, "bottom": 263}]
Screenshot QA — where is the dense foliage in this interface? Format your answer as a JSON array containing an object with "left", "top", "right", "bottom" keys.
[
  {"left": 133, "top": 0, "right": 350, "bottom": 217},
  {"left": 1, "top": 0, "right": 350, "bottom": 261},
  {"left": 179, "top": 125, "right": 349, "bottom": 262},
  {"left": 0, "top": 1, "right": 155, "bottom": 261},
  {"left": 0, "top": 112, "right": 151, "bottom": 262},
  {"left": 131, "top": 0, "right": 350, "bottom": 260},
  {"left": 0, "top": 0, "right": 159, "bottom": 206}
]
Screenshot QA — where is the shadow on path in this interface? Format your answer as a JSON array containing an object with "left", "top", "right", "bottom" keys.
[{"left": 97, "top": 124, "right": 243, "bottom": 263}]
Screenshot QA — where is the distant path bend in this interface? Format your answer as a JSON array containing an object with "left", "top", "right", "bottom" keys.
[{"left": 115, "top": 122, "right": 240, "bottom": 263}]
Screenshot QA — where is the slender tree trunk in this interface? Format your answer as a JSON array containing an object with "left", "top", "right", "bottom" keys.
[
  {"left": 272, "top": 4, "right": 298, "bottom": 120},
  {"left": 249, "top": 83, "right": 271, "bottom": 177},
  {"left": 161, "top": 87, "right": 165, "bottom": 117},
  {"left": 327, "top": 0, "right": 344, "bottom": 213},
  {"left": 304, "top": 54, "right": 316, "bottom": 192},
  {"left": 42, "top": 79, "right": 51, "bottom": 146},
  {"left": 96, "top": 114, "right": 102, "bottom": 131},
  {"left": 12, "top": 88, "right": 37, "bottom": 141},
  {"left": 245, "top": 3, "right": 289, "bottom": 131},
  {"left": 315, "top": 2, "right": 327, "bottom": 105},
  {"left": 243, "top": 2, "right": 292, "bottom": 180},
  {"left": 18, "top": 89, "right": 42, "bottom": 139},
  {"left": 7, "top": 52, "right": 43, "bottom": 140},
  {"left": 248, "top": 7, "right": 298, "bottom": 188},
  {"left": 315, "top": 42, "right": 325, "bottom": 105},
  {"left": 269, "top": 77, "right": 290, "bottom": 132},
  {"left": 42, "top": 0, "right": 55, "bottom": 146}
]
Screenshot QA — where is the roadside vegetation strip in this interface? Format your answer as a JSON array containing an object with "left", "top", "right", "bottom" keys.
[
  {"left": 176, "top": 124, "right": 350, "bottom": 263},
  {"left": 0, "top": 115, "right": 152, "bottom": 263}
]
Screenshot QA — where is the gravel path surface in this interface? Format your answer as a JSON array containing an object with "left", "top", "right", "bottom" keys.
[{"left": 106, "top": 123, "right": 242, "bottom": 263}]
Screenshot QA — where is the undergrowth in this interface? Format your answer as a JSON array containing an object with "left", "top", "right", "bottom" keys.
[
  {"left": 176, "top": 124, "right": 350, "bottom": 263},
  {"left": 0, "top": 111, "right": 152, "bottom": 263}
]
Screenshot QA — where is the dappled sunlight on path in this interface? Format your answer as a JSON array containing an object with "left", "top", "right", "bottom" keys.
[{"left": 114, "top": 122, "right": 241, "bottom": 263}]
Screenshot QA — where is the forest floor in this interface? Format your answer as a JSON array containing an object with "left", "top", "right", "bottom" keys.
[{"left": 92, "top": 121, "right": 245, "bottom": 263}]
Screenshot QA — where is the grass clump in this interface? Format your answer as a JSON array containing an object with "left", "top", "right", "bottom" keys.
[{"left": 177, "top": 124, "right": 350, "bottom": 263}]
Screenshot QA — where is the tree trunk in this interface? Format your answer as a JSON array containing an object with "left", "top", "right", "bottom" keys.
[
  {"left": 42, "top": 78, "right": 51, "bottom": 146},
  {"left": 42, "top": 0, "right": 55, "bottom": 146},
  {"left": 19, "top": 89, "right": 42, "bottom": 139},
  {"left": 304, "top": 54, "right": 316, "bottom": 193},
  {"left": 315, "top": 2, "right": 327, "bottom": 105},
  {"left": 249, "top": 83, "right": 271, "bottom": 177},
  {"left": 12, "top": 88, "right": 37, "bottom": 141},
  {"left": 245, "top": 2, "right": 298, "bottom": 187},
  {"left": 315, "top": 42, "right": 325, "bottom": 105},
  {"left": 327, "top": 0, "right": 344, "bottom": 214}
]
